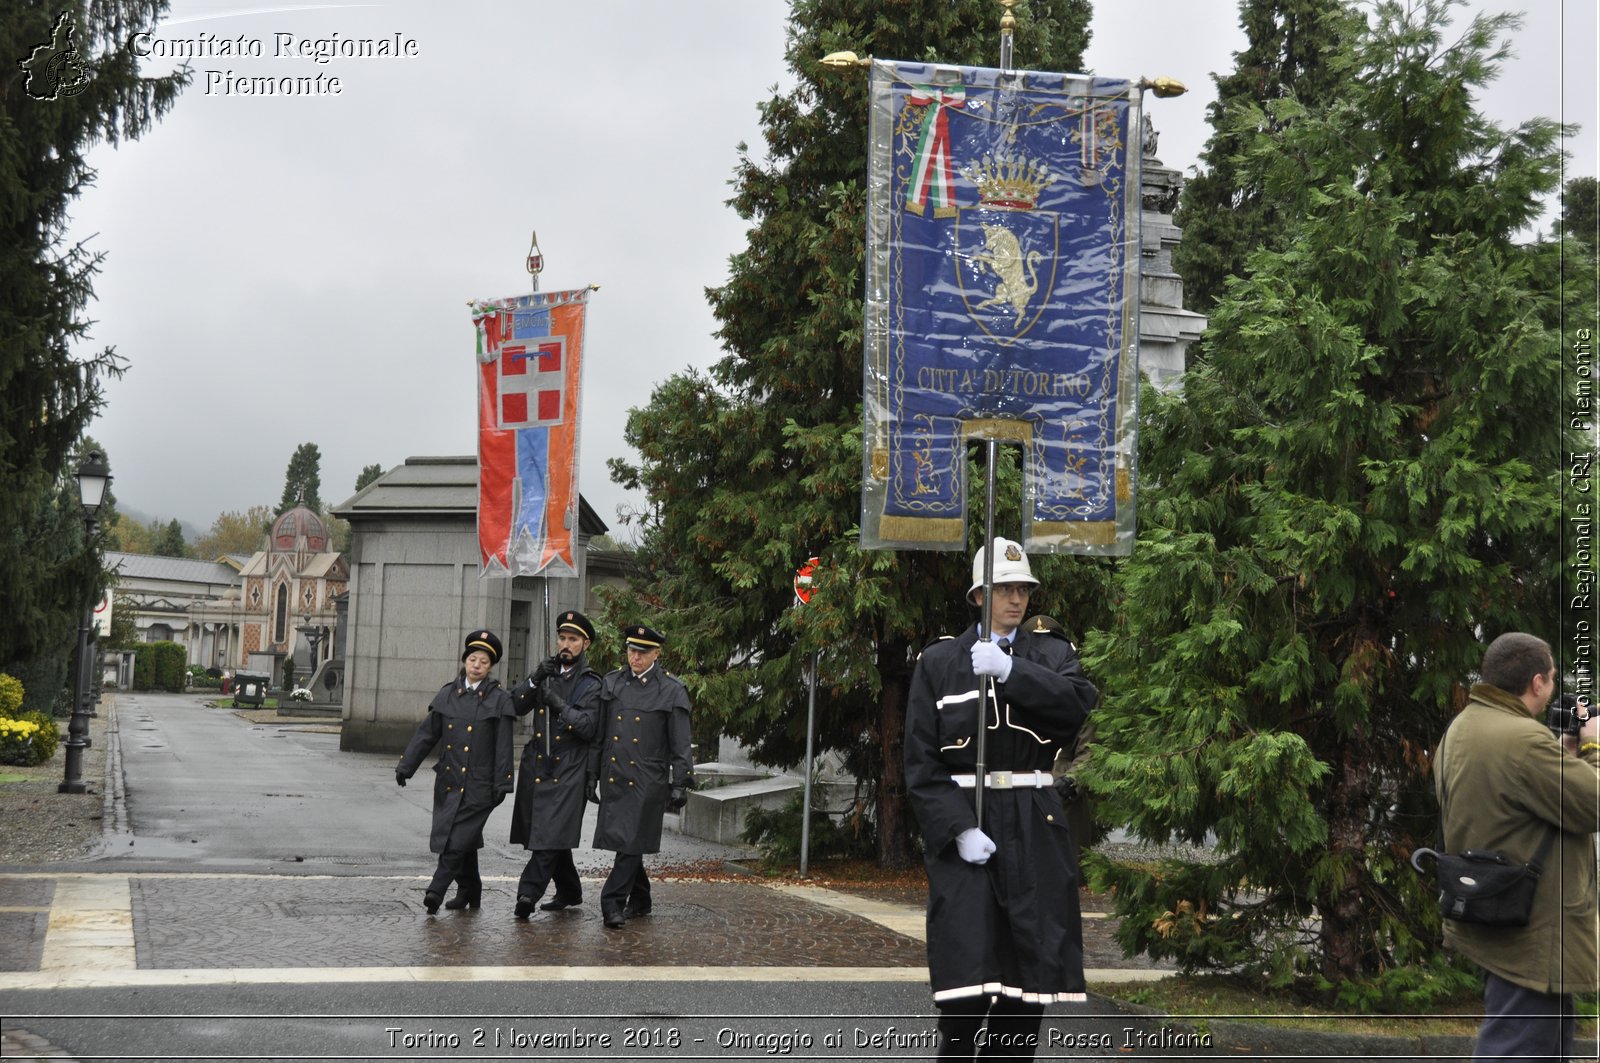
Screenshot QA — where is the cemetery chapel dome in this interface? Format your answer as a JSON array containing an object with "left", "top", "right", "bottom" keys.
[{"left": 271, "top": 504, "right": 328, "bottom": 554}]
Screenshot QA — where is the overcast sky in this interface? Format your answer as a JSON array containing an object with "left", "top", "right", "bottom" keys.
[{"left": 68, "top": 0, "right": 1597, "bottom": 541}]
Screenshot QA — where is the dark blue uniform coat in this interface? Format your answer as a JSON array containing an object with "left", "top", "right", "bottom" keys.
[
  {"left": 508, "top": 656, "right": 601, "bottom": 850},
  {"left": 592, "top": 664, "right": 693, "bottom": 854},
  {"left": 905, "top": 625, "right": 1097, "bottom": 1004},
  {"left": 396, "top": 677, "right": 516, "bottom": 853}
]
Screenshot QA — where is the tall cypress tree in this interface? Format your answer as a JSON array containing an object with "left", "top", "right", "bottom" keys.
[
  {"left": 1172, "top": 0, "right": 1350, "bottom": 324},
  {"left": 1083, "top": 0, "right": 1566, "bottom": 995},
  {"left": 278, "top": 442, "right": 323, "bottom": 514},
  {"left": 1, "top": 4, "right": 187, "bottom": 691},
  {"left": 607, "top": 0, "right": 1100, "bottom": 867}
]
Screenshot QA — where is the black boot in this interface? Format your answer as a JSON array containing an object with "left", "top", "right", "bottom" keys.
[
  {"left": 540, "top": 894, "right": 582, "bottom": 911},
  {"left": 514, "top": 895, "right": 535, "bottom": 919},
  {"left": 602, "top": 902, "right": 626, "bottom": 929},
  {"left": 444, "top": 887, "right": 481, "bottom": 910},
  {"left": 424, "top": 891, "right": 442, "bottom": 915}
]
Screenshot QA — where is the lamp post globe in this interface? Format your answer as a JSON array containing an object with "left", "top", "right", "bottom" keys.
[{"left": 61, "top": 451, "right": 111, "bottom": 794}]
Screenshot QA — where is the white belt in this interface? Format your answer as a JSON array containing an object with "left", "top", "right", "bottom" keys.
[{"left": 951, "top": 771, "right": 1053, "bottom": 790}]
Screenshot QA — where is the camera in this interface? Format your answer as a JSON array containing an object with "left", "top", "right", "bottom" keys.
[{"left": 1548, "top": 692, "right": 1594, "bottom": 738}]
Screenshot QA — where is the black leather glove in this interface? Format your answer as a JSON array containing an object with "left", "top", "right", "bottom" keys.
[
  {"left": 544, "top": 689, "right": 570, "bottom": 715},
  {"left": 395, "top": 771, "right": 407, "bottom": 788},
  {"left": 530, "top": 655, "right": 561, "bottom": 684},
  {"left": 668, "top": 785, "right": 688, "bottom": 811},
  {"left": 585, "top": 774, "right": 600, "bottom": 805},
  {"left": 1054, "top": 774, "right": 1079, "bottom": 802}
]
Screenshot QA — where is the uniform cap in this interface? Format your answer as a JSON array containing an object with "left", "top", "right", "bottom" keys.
[
  {"left": 462, "top": 629, "right": 503, "bottom": 664},
  {"left": 1027, "top": 614, "right": 1071, "bottom": 643},
  {"left": 556, "top": 610, "right": 595, "bottom": 642},
  {"left": 623, "top": 624, "right": 664, "bottom": 650}
]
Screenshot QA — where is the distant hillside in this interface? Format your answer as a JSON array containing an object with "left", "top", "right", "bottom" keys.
[{"left": 115, "top": 503, "right": 207, "bottom": 545}]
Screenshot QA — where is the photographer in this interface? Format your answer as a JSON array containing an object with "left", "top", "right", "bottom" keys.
[{"left": 1436, "top": 632, "right": 1599, "bottom": 1062}]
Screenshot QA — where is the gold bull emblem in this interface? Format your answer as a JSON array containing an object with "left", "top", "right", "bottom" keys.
[{"left": 970, "top": 223, "right": 1043, "bottom": 328}]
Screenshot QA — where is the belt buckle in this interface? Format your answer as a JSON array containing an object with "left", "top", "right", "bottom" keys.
[{"left": 990, "top": 770, "right": 1013, "bottom": 789}]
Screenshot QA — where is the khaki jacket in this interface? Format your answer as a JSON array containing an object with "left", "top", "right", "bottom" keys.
[{"left": 1436, "top": 683, "right": 1600, "bottom": 993}]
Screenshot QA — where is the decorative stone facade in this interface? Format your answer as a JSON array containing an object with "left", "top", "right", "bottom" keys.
[{"left": 214, "top": 505, "right": 346, "bottom": 678}]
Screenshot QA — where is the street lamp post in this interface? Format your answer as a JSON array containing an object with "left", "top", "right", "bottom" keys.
[{"left": 60, "top": 450, "right": 110, "bottom": 794}]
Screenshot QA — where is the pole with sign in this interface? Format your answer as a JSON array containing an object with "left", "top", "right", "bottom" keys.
[{"left": 794, "top": 557, "right": 820, "bottom": 875}]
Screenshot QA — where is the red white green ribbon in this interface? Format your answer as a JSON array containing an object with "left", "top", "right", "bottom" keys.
[{"left": 907, "top": 85, "right": 966, "bottom": 213}]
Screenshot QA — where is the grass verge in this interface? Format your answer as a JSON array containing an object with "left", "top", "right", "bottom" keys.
[{"left": 1089, "top": 974, "right": 1490, "bottom": 1038}]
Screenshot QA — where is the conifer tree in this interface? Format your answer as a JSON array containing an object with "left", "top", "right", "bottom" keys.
[
  {"left": 608, "top": 0, "right": 1100, "bottom": 867},
  {"left": 0, "top": 4, "right": 186, "bottom": 688},
  {"left": 354, "top": 463, "right": 384, "bottom": 493},
  {"left": 152, "top": 518, "right": 187, "bottom": 558},
  {"left": 1172, "top": 0, "right": 1350, "bottom": 321},
  {"left": 1082, "top": 0, "right": 1567, "bottom": 995},
  {"left": 278, "top": 443, "right": 323, "bottom": 514},
  {"left": 1559, "top": 176, "right": 1597, "bottom": 254}
]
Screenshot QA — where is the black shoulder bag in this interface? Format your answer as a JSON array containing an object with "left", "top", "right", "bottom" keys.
[{"left": 1410, "top": 734, "right": 1558, "bottom": 928}]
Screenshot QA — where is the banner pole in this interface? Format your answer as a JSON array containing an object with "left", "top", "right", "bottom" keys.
[
  {"left": 542, "top": 579, "right": 552, "bottom": 759},
  {"left": 999, "top": 0, "right": 1015, "bottom": 73},
  {"left": 975, "top": 439, "right": 999, "bottom": 831},
  {"left": 801, "top": 649, "right": 818, "bottom": 876},
  {"left": 974, "top": 0, "right": 1018, "bottom": 833}
]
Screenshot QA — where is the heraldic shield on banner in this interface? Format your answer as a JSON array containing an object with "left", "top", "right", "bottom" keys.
[
  {"left": 861, "top": 60, "right": 1143, "bottom": 556},
  {"left": 472, "top": 288, "right": 590, "bottom": 578}
]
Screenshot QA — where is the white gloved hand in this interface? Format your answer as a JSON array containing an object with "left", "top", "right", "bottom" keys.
[
  {"left": 955, "top": 827, "right": 997, "bottom": 865},
  {"left": 970, "top": 639, "right": 1013, "bottom": 681}
]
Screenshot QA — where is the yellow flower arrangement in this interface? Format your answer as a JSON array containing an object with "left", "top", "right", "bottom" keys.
[{"left": 0, "top": 715, "right": 42, "bottom": 764}]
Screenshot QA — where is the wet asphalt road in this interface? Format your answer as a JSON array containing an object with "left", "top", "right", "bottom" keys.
[{"left": 106, "top": 691, "right": 738, "bottom": 874}]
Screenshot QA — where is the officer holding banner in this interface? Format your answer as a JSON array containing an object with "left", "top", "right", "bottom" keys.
[
  {"left": 508, "top": 609, "right": 602, "bottom": 918},
  {"left": 904, "top": 539, "right": 1098, "bottom": 1059}
]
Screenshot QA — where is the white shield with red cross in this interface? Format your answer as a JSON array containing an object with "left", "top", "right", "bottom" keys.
[{"left": 497, "top": 336, "right": 566, "bottom": 429}]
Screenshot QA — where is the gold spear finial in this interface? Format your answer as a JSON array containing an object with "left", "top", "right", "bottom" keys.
[
  {"left": 821, "top": 50, "right": 871, "bottom": 68},
  {"left": 1000, "top": 0, "right": 1017, "bottom": 33}
]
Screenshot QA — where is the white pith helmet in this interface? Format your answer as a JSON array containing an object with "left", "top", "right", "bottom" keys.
[{"left": 967, "top": 537, "right": 1039, "bottom": 604}]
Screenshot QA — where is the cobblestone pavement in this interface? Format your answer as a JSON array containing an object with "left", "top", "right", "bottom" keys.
[
  {"left": 126, "top": 876, "right": 927, "bottom": 971},
  {"left": 0, "top": 870, "right": 1173, "bottom": 983}
]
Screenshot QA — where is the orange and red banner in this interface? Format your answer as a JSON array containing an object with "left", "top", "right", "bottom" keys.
[{"left": 471, "top": 288, "right": 590, "bottom": 578}]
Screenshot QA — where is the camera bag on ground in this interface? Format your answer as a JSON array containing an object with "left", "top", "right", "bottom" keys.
[{"left": 1410, "top": 829, "right": 1557, "bottom": 927}]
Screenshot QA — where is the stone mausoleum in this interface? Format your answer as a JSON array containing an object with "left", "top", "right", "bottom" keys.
[{"left": 332, "top": 455, "right": 610, "bottom": 754}]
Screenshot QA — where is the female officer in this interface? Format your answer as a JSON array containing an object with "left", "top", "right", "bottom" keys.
[{"left": 396, "top": 630, "right": 517, "bottom": 914}]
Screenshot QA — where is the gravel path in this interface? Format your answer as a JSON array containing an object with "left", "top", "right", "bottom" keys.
[{"left": 0, "top": 695, "right": 112, "bottom": 866}]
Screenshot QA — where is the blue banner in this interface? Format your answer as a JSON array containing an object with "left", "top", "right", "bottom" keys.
[{"left": 861, "top": 61, "right": 1142, "bottom": 555}]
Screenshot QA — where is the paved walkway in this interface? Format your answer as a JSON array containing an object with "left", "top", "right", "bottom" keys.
[
  {"left": 0, "top": 694, "right": 1172, "bottom": 993},
  {"left": 0, "top": 869, "right": 1168, "bottom": 991},
  {"left": 0, "top": 697, "right": 1480, "bottom": 1061}
]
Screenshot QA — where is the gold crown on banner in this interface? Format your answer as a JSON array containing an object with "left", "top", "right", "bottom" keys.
[{"left": 961, "top": 152, "right": 1054, "bottom": 209}]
